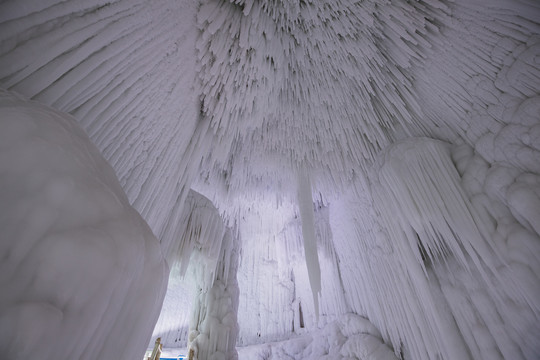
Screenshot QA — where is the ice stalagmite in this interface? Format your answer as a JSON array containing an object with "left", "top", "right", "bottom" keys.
[{"left": 297, "top": 169, "right": 321, "bottom": 321}]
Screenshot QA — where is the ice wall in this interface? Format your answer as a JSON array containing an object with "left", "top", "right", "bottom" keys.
[
  {"left": 443, "top": 142, "right": 540, "bottom": 359},
  {"left": 330, "top": 138, "right": 540, "bottom": 360},
  {"left": 0, "top": 89, "right": 168, "bottom": 360},
  {"left": 235, "top": 198, "right": 350, "bottom": 346}
]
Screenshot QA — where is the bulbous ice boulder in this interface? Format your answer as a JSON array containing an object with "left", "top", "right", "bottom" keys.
[{"left": 0, "top": 89, "right": 168, "bottom": 360}]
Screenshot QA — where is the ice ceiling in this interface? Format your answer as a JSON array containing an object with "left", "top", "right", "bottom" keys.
[{"left": 0, "top": 0, "right": 539, "bottom": 359}]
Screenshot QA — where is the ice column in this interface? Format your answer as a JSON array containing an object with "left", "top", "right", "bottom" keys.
[
  {"left": 188, "top": 229, "right": 240, "bottom": 360},
  {"left": 297, "top": 169, "right": 322, "bottom": 321},
  {"left": 163, "top": 191, "right": 239, "bottom": 360}
]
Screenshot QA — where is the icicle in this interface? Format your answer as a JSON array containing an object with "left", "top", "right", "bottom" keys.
[{"left": 297, "top": 167, "right": 321, "bottom": 322}]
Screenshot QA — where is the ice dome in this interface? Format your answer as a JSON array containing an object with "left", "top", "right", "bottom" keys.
[{"left": 0, "top": 0, "right": 539, "bottom": 359}]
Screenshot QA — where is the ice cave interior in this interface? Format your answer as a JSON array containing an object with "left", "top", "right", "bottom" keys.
[{"left": 0, "top": 0, "right": 539, "bottom": 359}]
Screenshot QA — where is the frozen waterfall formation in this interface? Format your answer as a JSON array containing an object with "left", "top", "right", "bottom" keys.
[{"left": 0, "top": 0, "right": 539, "bottom": 360}]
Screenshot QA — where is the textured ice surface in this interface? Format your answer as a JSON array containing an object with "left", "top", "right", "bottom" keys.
[
  {"left": 329, "top": 138, "right": 540, "bottom": 360},
  {"left": 0, "top": 0, "right": 207, "bottom": 258},
  {"left": 0, "top": 89, "right": 168, "bottom": 360},
  {"left": 237, "top": 313, "right": 397, "bottom": 360}
]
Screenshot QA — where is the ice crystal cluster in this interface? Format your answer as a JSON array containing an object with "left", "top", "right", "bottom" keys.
[{"left": 0, "top": 0, "right": 539, "bottom": 359}]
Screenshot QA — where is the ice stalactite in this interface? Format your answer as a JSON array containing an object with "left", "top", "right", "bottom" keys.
[
  {"left": 297, "top": 169, "right": 321, "bottom": 322},
  {"left": 0, "top": 89, "right": 168, "bottom": 360},
  {"left": 194, "top": 0, "right": 450, "bottom": 197}
]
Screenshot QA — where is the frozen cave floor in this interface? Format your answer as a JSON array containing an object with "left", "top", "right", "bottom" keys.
[{"left": 151, "top": 313, "right": 397, "bottom": 360}]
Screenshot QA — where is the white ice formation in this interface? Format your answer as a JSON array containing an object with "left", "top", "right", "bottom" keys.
[
  {"left": 0, "top": 90, "right": 168, "bottom": 359},
  {"left": 297, "top": 169, "right": 322, "bottom": 321},
  {"left": 237, "top": 313, "right": 397, "bottom": 360},
  {"left": 0, "top": 0, "right": 539, "bottom": 359}
]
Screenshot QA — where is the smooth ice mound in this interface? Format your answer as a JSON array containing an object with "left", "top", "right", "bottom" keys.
[{"left": 0, "top": 89, "right": 168, "bottom": 360}]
